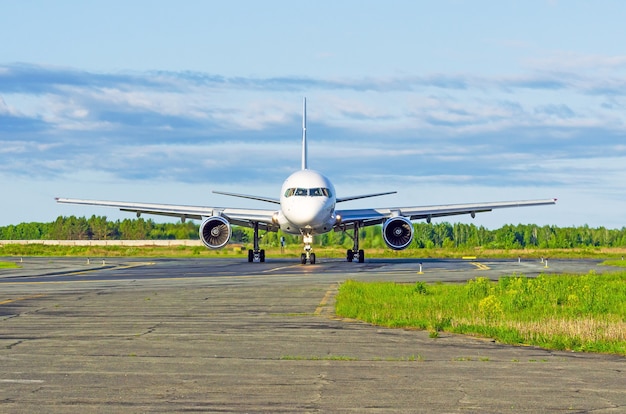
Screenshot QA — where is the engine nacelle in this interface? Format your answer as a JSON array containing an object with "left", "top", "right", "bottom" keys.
[
  {"left": 199, "top": 216, "right": 231, "bottom": 249},
  {"left": 382, "top": 216, "right": 414, "bottom": 250}
]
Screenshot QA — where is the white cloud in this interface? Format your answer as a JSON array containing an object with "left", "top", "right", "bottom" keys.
[
  {"left": 2, "top": 64, "right": 626, "bottom": 228},
  {"left": 0, "top": 95, "right": 8, "bottom": 113}
]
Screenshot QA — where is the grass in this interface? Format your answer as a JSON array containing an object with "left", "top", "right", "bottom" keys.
[
  {"left": 280, "top": 355, "right": 359, "bottom": 361},
  {"left": 280, "top": 354, "right": 424, "bottom": 361},
  {"left": 335, "top": 272, "right": 626, "bottom": 355},
  {"left": 0, "top": 261, "right": 20, "bottom": 269},
  {"left": 4, "top": 243, "right": 626, "bottom": 259},
  {"left": 0, "top": 243, "right": 245, "bottom": 258},
  {"left": 601, "top": 259, "right": 626, "bottom": 268}
]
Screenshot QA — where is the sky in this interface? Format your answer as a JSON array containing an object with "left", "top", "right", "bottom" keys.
[{"left": 1, "top": 0, "right": 626, "bottom": 229}]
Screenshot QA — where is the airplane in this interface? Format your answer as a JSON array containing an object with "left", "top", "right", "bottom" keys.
[{"left": 56, "top": 98, "right": 557, "bottom": 264}]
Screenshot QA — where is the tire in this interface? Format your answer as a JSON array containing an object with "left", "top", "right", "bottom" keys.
[
  {"left": 248, "top": 249, "right": 254, "bottom": 262},
  {"left": 300, "top": 253, "right": 307, "bottom": 264},
  {"left": 346, "top": 249, "right": 353, "bottom": 262},
  {"left": 260, "top": 249, "right": 265, "bottom": 263},
  {"left": 310, "top": 253, "right": 316, "bottom": 264},
  {"left": 358, "top": 249, "right": 365, "bottom": 263}
]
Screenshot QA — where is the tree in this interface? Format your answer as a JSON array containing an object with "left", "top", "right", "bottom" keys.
[
  {"left": 88, "top": 215, "right": 111, "bottom": 240},
  {"left": 119, "top": 218, "right": 153, "bottom": 239}
]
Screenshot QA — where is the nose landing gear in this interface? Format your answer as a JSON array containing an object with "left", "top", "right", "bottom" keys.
[{"left": 300, "top": 233, "right": 316, "bottom": 264}]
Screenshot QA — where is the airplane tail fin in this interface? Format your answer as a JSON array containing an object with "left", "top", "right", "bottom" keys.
[{"left": 301, "top": 97, "right": 307, "bottom": 170}]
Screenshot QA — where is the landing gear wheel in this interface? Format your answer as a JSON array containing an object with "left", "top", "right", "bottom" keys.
[
  {"left": 248, "top": 248, "right": 265, "bottom": 263},
  {"left": 310, "top": 253, "right": 316, "bottom": 265},
  {"left": 300, "top": 253, "right": 307, "bottom": 264},
  {"left": 248, "top": 222, "right": 266, "bottom": 263},
  {"left": 344, "top": 221, "right": 365, "bottom": 264},
  {"left": 346, "top": 249, "right": 354, "bottom": 262}
]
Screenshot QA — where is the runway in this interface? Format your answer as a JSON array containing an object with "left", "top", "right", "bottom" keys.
[
  {"left": 0, "top": 256, "right": 606, "bottom": 288},
  {"left": 1, "top": 257, "right": 624, "bottom": 412}
]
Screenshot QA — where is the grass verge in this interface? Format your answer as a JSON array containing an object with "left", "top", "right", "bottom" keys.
[
  {"left": 335, "top": 272, "right": 626, "bottom": 355},
  {"left": 602, "top": 259, "right": 626, "bottom": 268},
  {"left": 0, "top": 261, "right": 20, "bottom": 269},
  {"left": 4, "top": 244, "right": 626, "bottom": 259}
]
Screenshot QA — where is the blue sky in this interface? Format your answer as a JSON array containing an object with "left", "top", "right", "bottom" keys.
[{"left": 1, "top": 0, "right": 625, "bottom": 228}]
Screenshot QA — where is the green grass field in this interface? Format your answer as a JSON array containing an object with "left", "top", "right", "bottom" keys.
[
  {"left": 335, "top": 272, "right": 626, "bottom": 355},
  {"left": 0, "top": 261, "right": 20, "bottom": 269},
  {"left": 3, "top": 243, "right": 626, "bottom": 259}
]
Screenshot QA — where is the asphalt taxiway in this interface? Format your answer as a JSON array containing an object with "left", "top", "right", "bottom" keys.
[{"left": 1, "top": 257, "right": 624, "bottom": 412}]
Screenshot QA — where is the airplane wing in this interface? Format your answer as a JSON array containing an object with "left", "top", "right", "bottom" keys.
[
  {"left": 336, "top": 198, "right": 557, "bottom": 228},
  {"left": 55, "top": 198, "right": 279, "bottom": 230},
  {"left": 336, "top": 191, "right": 397, "bottom": 203}
]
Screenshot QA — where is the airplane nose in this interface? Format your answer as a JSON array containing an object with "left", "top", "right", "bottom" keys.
[
  {"left": 287, "top": 200, "right": 325, "bottom": 226},
  {"left": 293, "top": 207, "right": 320, "bottom": 225}
]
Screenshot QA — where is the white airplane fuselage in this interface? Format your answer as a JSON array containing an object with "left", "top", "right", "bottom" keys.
[{"left": 276, "top": 169, "right": 338, "bottom": 235}]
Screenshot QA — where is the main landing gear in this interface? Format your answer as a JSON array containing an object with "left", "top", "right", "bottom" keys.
[
  {"left": 345, "top": 221, "right": 365, "bottom": 263},
  {"left": 300, "top": 233, "right": 316, "bottom": 264},
  {"left": 248, "top": 222, "right": 265, "bottom": 263}
]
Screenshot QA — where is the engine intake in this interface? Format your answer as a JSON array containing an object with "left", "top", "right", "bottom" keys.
[
  {"left": 383, "top": 216, "right": 414, "bottom": 250},
  {"left": 199, "top": 216, "right": 231, "bottom": 249}
]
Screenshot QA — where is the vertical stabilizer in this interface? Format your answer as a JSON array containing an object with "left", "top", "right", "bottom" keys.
[{"left": 301, "top": 97, "right": 307, "bottom": 170}]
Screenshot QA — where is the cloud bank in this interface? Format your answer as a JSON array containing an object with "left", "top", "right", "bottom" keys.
[{"left": 1, "top": 62, "right": 625, "bottom": 227}]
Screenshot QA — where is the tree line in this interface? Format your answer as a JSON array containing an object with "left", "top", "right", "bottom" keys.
[
  {"left": 1, "top": 216, "right": 625, "bottom": 249},
  {"left": 0, "top": 216, "right": 198, "bottom": 241}
]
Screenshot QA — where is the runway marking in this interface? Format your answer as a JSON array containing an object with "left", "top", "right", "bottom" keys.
[
  {"left": 0, "top": 277, "right": 200, "bottom": 285},
  {"left": 0, "top": 294, "right": 46, "bottom": 305},
  {"left": 262, "top": 264, "right": 302, "bottom": 273},
  {"left": 315, "top": 284, "right": 337, "bottom": 316},
  {"left": 118, "top": 262, "right": 155, "bottom": 268},
  {"left": 63, "top": 261, "right": 155, "bottom": 276},
  {"left": 470, "top": 262, "right": 490, "bottom": 270},
  {"left": 0, "top": 273, "right": 296, "bottom": 285},
  {"left": 0, "top": 379, "right": 44, "bottom": 384}
]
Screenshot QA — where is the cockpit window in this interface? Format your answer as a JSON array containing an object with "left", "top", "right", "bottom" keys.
[{"left": 284, "top": 187, "right": 333, "bottom": 198}]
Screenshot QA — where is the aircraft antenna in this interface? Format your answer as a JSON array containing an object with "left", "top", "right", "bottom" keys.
[{"left": 301, "top": 97, "right": 307, "bottom": 170}]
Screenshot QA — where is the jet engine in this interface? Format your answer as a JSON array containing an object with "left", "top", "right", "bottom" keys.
[
  {"left": 382, "top": 216, "right": 414, "bottom": 250},
  {"left": 199, "top": 216, "right": 231, "bottom": 249}
]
